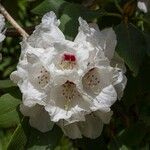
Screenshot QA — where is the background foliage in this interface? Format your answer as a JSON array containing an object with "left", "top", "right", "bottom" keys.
[{"left": 0, "top": 0, "right": 150, "bottom": 149}]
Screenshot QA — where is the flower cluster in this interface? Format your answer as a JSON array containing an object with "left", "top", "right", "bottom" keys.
[
  {"left": 10, "top": 12, "right": 127, "bottom": 139},
  {"left": 0, "top": 14, "right": 5, "bottom": 61}
]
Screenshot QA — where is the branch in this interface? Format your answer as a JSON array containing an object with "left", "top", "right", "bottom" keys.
[
  {"left": 0, "top": 3, "right": 29, "bottom": 39},
  {"left": 114, "top": 0, "right": 123, "bottom": 14}
]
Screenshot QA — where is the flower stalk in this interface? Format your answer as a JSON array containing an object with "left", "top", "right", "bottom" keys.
[{"left": 0, "top": 3, "right": 29, "bottom": 39}]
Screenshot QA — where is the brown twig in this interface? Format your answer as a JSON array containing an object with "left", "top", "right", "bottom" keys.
[{"left": 0, "top": 3, "right": 29, "bottom": 39}]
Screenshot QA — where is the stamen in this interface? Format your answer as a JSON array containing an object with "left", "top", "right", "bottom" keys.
[
  {"left": 37, "top": 67, "right": 50, "bottom": 87},
  {"left": 60, "top": 53, "right": 77, "bottom": 70},
  {"left": 61, "top": 81, "right": 80, "bottom": 111},
  {"left": 82, "top": 68, "right": 101, "bottom": 94}
]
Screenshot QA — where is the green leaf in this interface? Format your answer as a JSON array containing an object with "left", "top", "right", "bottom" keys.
[
  {"left": 7, "top": 118, "right": 30, "bottom": 150},
  {"left": 31, "top": 0, "right": 68, "bottom": 16},
  {"left": 119, "top": 122, "right": 147, "bottom": 146},
  {"left": 0, "top": 80, "right": 16, "bottom": 89},
  {"left": 59, "top": 3, "right": 83, "bottom": 40},
  {"left": 0, "top": 94, "right": 21, "bottom": 128},
  {"left": 108, "top": 135, "right": 123, "bottom": 150},
  {"left": 119, "top": 145, "right": 130, "bottom": 150},
  {"left": 76, "top": 135, "right": 107, "bottom": 150},
  {"left": 26, "top": 126, "right": 62, "bottom": 150},
  {"left": 0, "top": 57, "right": 11, "bottom": 71},
  {"left": 0, "top": 129, "right": 15, "bottom": 150},
  {"left": 32, "top": 0, "right": 105, "bottom": 39},
  {"left": 143, "top": 33, "right": 150, "bottom": 56},
  {"left": 6, "top": 120, "right": 62, "bottom": 150},
  {"left": 115, "top": 23, "right": 147, "bottom": 76},
  {"left": 59, "top": 4, "right": 103, "bottom": 40}
]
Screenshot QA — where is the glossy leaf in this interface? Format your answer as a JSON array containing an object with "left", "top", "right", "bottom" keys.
[
  {"left": 7, "top": 118, "right": 30, "bottom": 150},
  {"left": 31, "top": 0, "right": 69, "bottom": 16},
  {"left": 0, "top": 80, "right": 16, "bottom": 89},
  {"left": 0, "top": 94, "right": 21, "bottom": 128},
  {"left": 26, "top": 126, "right": 62, "bottom": 150},
  {"left": 119, "top": 122, "right": 147, "bottom": 146},
  {"left": 60, "top": 4, "right": 105, "bottom": 40},
  {"left": 115, "top": 23, "right": 146, "bottom": 76}
]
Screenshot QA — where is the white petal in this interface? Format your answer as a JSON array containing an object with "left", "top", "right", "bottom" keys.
[
  {"left": 0, "top": 34, "right": 5, "bottom": 42},
  {"left": 92, "top": 85, "right": 117, "bottom": 112},
  {"left": 21, "top": 80, "right": 47, "bottom": 107},
  {"left": 95, "top": 110, "right": 113, "bottom": 124},
  {"left": 101, "top": 28, "right": 117, "bottom": 60},
  {"left": 79, "top": 113, "right": 103, "bottom": 139},
  {"left": 27, "top": 11, "right": 65, "bottom": 48},
  {"left": 74, "top": 17, "right": 90, "bottom": 43},
  {"left": 110, "top": 52, "right": 126, "bottom": 72},
  {"left": 0, "top": 14, "right": 5, "bottom": 32},
  {"left": 75, "top": 18, "right": 116, "bottom": 63},
  {"left": 41, "top": 11, "right": 60, "bottom": 27},
  {"left": 0, "top": 14, "right": 5, "bottom": 42},
  {"left": 45, "top": 83, "right": 91, "bottom": 123},
  {"left": 138, "top": 1, "right": 148, "bottom": 13},
  {"left": 10, "top": 71, "right": 23, "bottom": 84},
  {"left": 75, "top": 18, "right": 104, "bottom": 51},
  {"left": 20, "top": 104, "right": 54, "bottom": 132},
  {"left": 82, "top": 66, "right": 114, "bottom": 96},
  {"left": 10, "top": 62, "right": 28, "bottom": 84},
  {"left": 113, "top": 69, "right": 127, "bottom": 100},
  {"left": 58, "top": 121, "right": 82, "bottom": 139}
]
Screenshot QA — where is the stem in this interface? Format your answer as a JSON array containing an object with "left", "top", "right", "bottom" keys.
[
  {"left": 137, "top": 17, "right": 150, "bottom": 26},
  {"left": 104, "top": 12, "right": 122, "bottom": 18},
  {"left": 0, "top": 3, "right": 29, "bottom": 39},
  {"left": 114, "top": 0, "right": 123, "bottom": 14}
]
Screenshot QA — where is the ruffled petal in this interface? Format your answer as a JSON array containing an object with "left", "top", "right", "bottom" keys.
[
  {"left": 91, "top": 85, "right": 117, "bottom": 112},
  {"left": 75, "top": 18, "right": 117, "bottom": 65},
  {"left": 138, "top": 1, "right": 148, "bottom": 13},
  {"left": 45, "top": 83, "right": 91, "bottom": 123},
  {"left": 20, "top": 104, "right": 54, "bottom": 132},
  {"left": 101, "top": 28, "right": 117, "bottom": 60},
  {"left": 110, "top": 52, "right": 126, "bottom": 72},
  {"left": 27, "top": 12, "right": 65, "bottom": 48},
  {"left": 21, "top": 80, "right": 47, "bottom": 107},
  {"left": 112, "top": 69, "right": 127, "bottom": 100},
  {"left": 0, "top": 14, "right": 5, "bottom": 43},
  {"left": 0, "top": 34, "right": 5, "bottom": 42},
  {"left": 75, "top": 17, "right": 104, "bottom": 51},
  {"left": 0, "top": 14, "right": 5, "bottom": 32}
]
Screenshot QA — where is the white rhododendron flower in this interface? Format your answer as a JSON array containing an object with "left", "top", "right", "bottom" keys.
[
  {"left": 0, "top": 14, "right": 5, "bottom": 61},
  {"left": 138, "top": 0, "right": 150, "bottom": 13},
  {"left": 10, "top": 12, "right": 127, "bottom": 139}
]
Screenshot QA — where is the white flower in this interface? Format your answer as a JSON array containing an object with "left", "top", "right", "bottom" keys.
[
  {"left": 20, "top": 104, "right": 54, "bottom": 132},
  {"left": 0, "top": 14, "right": 5, "bottom": 61},
  {"left": 10, "top": 12, "right": 127, "bottom": 139},
  {"left": 58, "top": 111, "right": 113, "bottom": 139},
  {"left": 138, "top": 0, "right": 150, "bottom": 13}
]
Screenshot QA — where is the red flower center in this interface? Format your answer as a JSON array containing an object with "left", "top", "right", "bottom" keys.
[{"left": 63, "top": 53, "right": 76, "bottom": 62}]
